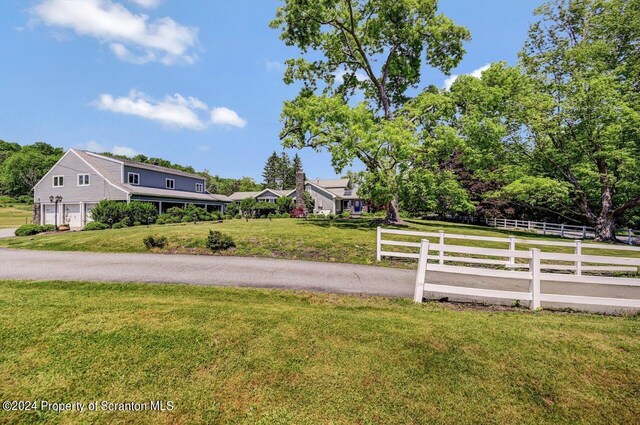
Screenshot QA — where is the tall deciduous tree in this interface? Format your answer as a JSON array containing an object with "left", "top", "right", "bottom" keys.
[
  {"left": 271, "top": 0, "right": 470, "bottom": 222},
  {"left": 516, "top": 0, "right": 640, "bottom": 241}
]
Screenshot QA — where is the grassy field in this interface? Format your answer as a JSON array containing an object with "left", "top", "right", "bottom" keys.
[
  {"left": 0, "top": 204, "right": 31, "bottom": 228},
  {"left": 0, "top": 280, "right": 638, "bottom": 424},
  {"left": 0, "top": 217, "right": 637, "bottom": 267}
]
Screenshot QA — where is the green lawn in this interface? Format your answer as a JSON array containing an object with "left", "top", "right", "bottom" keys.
[
  {"left": 0, "top": 280, "right": 638, "bottom": 424},
  {"left": 0, "top": 217, "right": 637, "bottom": 267},
  {"left": 0, "top": 204, "right": 31, "bottom": 228}
]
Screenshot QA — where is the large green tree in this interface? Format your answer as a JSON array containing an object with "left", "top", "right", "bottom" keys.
[
  {"left": 271, "top": 0, "right": 470, "bottom": 222},
  {"left": 515, "top": 0, "right": 640, "bottom": 241}
]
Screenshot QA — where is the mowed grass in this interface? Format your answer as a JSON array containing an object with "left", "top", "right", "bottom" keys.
[
  {"left": 0, "top": 217, "right": 637, "bottom": 267},
  {"left": 0, "top": 280, "right": 638, "bottom": 424},
  {"left": 0, "top": 204, "right": 31, "bottom": 228}
]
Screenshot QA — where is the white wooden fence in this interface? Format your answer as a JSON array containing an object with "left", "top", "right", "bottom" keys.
[{"left": 376, "top": 227, "right": 640, "bottom": 310}]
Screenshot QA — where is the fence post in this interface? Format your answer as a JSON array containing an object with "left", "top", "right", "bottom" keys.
[
  {"left": 560, "top": 223, "right": 565, "bottom": 238},
  {"left": 528, "top": 220, "right": 532, "bottom": 230},
  {"left": 414, "top": 240, "right": 429, "bottom": 303},
  {"left": 376, "top": 226, "right": 381, "bottom": 262},
  {"left": 543, "top": 222, "right": 546, "bottom": 235},
  {"left": 515, "top": 219, "right": 518, "bottom": 229},
  {"left": 628, "top": 228, "right": 633, "bottom": 245},
  {"left": 508, "top": 236, "right": 516, "bottom": 265},
  {"left": 574, "top": 240, "right": 582, "bottom": 275},
  {"left": 529, "top": 248, "right": 541, "bottom": 310},
  {"left": 438, "top": 230, "right": 445, "bottom": 265},
  {"left": 582, "top": 226, "right": 587, "bottom": 239}
]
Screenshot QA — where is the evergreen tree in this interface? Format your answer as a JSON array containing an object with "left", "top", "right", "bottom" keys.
[
  {"left": 287, "top": 153, "right": 303, "bottom": 189},
  {"left": 276, "top": 152, "right": 292, "bottom": 190},
  {"left": 262, "top": 151, "right": 280, "bottom": 188}
]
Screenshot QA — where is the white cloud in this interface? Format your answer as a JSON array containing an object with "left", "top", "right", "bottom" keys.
[
  {"left": 94, "top": 89, "right": 247, "bottom": 130},
  {"left": 443, "top": 63, "right": 491, "bottom": 90},
  {"left": 210, "top": 107, "right": 247, "bottom": 128},
  {"left": 265, "top": 60, "right": 283, "bottom": 72},
  {"left": 32, "top": 0, "right": 198, "bottom": 65},
  {"left": 129, "top": 0, "right": 162, "bottom": 8},
  {"left": 77, "top": 140, "right": 138, "bottom": 157},
  {"left": 112, "top": 145, "right": 139, "bottom": 156}
]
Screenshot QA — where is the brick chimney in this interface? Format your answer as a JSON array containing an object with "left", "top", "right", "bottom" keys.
[{"left": 295, "top": 170, "right": 306, "bottom": 211}]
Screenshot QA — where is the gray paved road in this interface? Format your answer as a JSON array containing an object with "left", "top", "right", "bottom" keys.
[{"left": 1, "top": 248, "right": 638, "bottom": 313}]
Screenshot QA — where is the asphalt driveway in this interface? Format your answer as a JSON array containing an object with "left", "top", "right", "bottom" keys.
[{"left": 1, "top": 248, "right": 638, "bottom": 313}]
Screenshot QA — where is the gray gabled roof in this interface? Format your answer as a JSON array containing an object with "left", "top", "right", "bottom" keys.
[
  {"left": 309, "top": 178, "right": 350, "bottom": 189},
  {"left": 229, "top": 191, "right": 261, "bottom": 201},
  {"left": 83, "top": 151, "right": 205, "bottom": 180}
]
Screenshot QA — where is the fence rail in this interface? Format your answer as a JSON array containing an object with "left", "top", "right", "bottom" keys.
[
  {"left": 413, "top": 240, "right": 640, "bottom": 310},
  {"left": 445, "top": 216, "right": 637, "bottom": 245}
]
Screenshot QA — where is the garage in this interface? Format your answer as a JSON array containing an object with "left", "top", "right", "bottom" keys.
[
  {"left": 63, "top": 204, "right": 81, "bottom": 228},
  {"left": 44, "top": 204, "right": 82, "bottom": 228}
]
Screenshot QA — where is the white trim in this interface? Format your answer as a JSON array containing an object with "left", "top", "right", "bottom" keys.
[
  {"left": 77, "top": 173, "right": 90, "bottom": 186},
  {"left": 165, "top": 178, "right": 175, "bottom": 189},
  {"left": 52, "top": 175, "right": 65, "bottom": 188},
  {"left": 70, "top": 150, "right": 130, "bottom": 195},
  {"left": 195, "top": 182, "right": 204, "bottom": 193},
  {"left": 128, "top": 172, "right": 140, "bottom": 185}
]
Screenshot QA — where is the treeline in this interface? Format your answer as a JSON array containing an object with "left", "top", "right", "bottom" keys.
[{"left": 262, "top": 151, "right": 303, "bottom": 190}]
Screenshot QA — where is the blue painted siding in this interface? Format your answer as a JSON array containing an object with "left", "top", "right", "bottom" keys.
[{"left": 124, "top": 165, "right": 206, "bottom": 193}]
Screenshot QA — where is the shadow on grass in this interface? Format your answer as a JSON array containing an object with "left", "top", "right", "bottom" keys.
[{"left": 294, "top": 218, "right": 386, "bottom": 231}]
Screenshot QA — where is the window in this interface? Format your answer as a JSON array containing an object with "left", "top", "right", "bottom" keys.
[
  {"left": 53, "top": 176, "right": 64, "bottom": 187},
  {"left": 166, "top": 178, "right": 175, "bottom": 189},
  {"left": 128, "top": 173, "right": 140, "bottom": 185},
  {"left": 195, "top": 183, "right": 204, "bottom": 193},
  {"left": 78, "top": 174, "right": 90, "bottom": 186}
]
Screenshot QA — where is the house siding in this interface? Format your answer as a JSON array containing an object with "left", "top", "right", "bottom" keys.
[
  {"left": 306, "top": 183, "right": 336, "bottom": 214},
  {"left": 34, "top": 151, "right": 128, "bottom": 204},
  {"left": 88, "top": 155, "right": 123, "bottom": 181},
  {"left": 124, "top": 165, "right": 206, "bottom": 193}
]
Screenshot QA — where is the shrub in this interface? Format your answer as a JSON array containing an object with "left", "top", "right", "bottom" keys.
[
  {"left": 183, "top": 204, "right": 209, "bottom": 222},
  {"left": 340, "top": 211, "right": 350, "bottom": 218},
  {"left": 206, "top": 230, "right": 235, "bottom": 251},
  {"left": 275, "top": 196, "right": 294, "bottom": 214},
  {"left": 143, "top": 235, "right": 168, "bottom": 249},
  {"left": 166, "top": 207, "right": 185, "bottom": 218},
  {"left": 120, "top": 216, "right": 131, "bottom": 227},
  {"left": 254, "top": 201, "right": 278, "bottom": 215},
  {"left": 112, "top": 222, "right": 127, "bottom": 229},
  {"left": 0, "top": 195, "right": 16, "bottom": 205},
  {"left": 290, "top": 207, "right": 306, "bottom": 218},
  {"left": 84, "top": 221, "right": 108, "bottom": 231},
  {"left": 90, "top": 200, "right": 128, "bottom": 226},
  {"left": 211, "top": 211, "right": 223, "bottom": 220},
  {"left": 128, "top": 201, "right": 158, "bottom": 225},
  {"left": 234, "top": 213, "right": 242, "bottom": 219},
  {"left": 156, "top": 218, "right": 166, "bottom": 225},
  {"left": 16, "top": 195, "right": 32, "bottom": 204},
  {"left": 15, "top": 224, "right": 45, "bottom": 236},
  {"left": 133, "top": 221, "right": 142, "bottom": 226},
  {"left": 260, "top": 214, "right": 267, "bottom": 219},
  {"left": 226, "top": 202, "right": 240, "bottom": 217},
  {"left": 41, "top": 224, "right": 54, "bottom": 232}
]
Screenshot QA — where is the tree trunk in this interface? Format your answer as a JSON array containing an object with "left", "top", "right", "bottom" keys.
[
  {"left": 385, "top": 194, "right": 401, "bottom": 224},
  {"left": 594, "top": 212, "right": 617, "bottom": 242}
]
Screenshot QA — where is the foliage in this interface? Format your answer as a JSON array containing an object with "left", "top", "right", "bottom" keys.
[
  {"left": 302, "top": 191, "right": 315, "bottom": 212},
  {"left": 239, "top": 198, "right": 256, "bottom": 215},
  {"left": 275, "top": 196, "right": 294, "bottom": 214},
  {"left": 14, "top": 224, "right": 49, "bottom": 236},
  {"left": 206, "top": 230, "right": 235, "bottom": 251},
  {"left": 83, "top": 221, "right": 108, "bottom": 231},
  {"left": 226, "top": 202, "right": 240, "bottom": 217},
  {"left": 205, "top": 174, "right": 262, "bottom": 196},
  {"left": 0, "top": 142, "right": 63, "bottom": 196},
  {"left": 290, "top": 207, "right": 306, "bottom": 218},
  {"left": 262, "top": 151, "right": 303, "bottom": 190},
  {"left": 128, "top": 201, "right": 158, "bottom": 225},
  {"left": 90, "top": 200, "right": 128, "bottom": 226},
  {"left": 182, "top": 204, "right": 210, "bottom": 222},
  {"left": 112, "top": 221, "right": 128, "bottom": 229},
  {"left": 271, "top": 0, "right": 471, "bottom": 222},
  {"left": 143, "top": 235, "right": 168, "bottom": 249}
]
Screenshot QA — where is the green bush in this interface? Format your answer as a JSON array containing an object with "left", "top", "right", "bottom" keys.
[
  {"left": 128, "top": 201, "right": 158, "bottom": 225},
  {"left": 156, "top": 218, "right": 166, "bottom": 225},
  {"left": 41, "top": 224, "right": 55, "bottom": 232},
  {"left": 340, "top": 211, "right": 351, "bottom": 218},
  {"left": 120, "top": 216, "right": 131, "bottom": 227},
  {"left": 16, "top": 195, "right": 32, "bottom": 204},
  {"left": 112, "top": 221, "right": 127, "bottom": 229},
  {"left": 15, "top": 224, "right": 46, "bottom": 236},
  {"left": 90, "top": 200, "right": 128, "bottom": 226},
  {"left": 206, "top": 230, "right": 235, "bottom": 251},
  {"left": 84, "top": 221, "right": 108, "bottom": 231},
  {"left": 143, "top": 235, "right": 168, "bottom": 249},
  {"left": 234, "top": 213, "right": 242, "bottom": 219},
  {"left": 133, "top": 221, "right": 142, "bottom": 226},
  {"left": 0, "top": 195, "right": 16, "bottom": 205},
  {"left": 211, "top": 211, "right": 223, "bottom": 220},
  {"left": 166, "top": 207, "right": 184, "bottom": 218},
  {"left": 226, "top": 202, "right": 240, "bottom": 217}
]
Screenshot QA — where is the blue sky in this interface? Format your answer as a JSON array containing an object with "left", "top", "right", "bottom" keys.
[{"left": 0, "top": 0, "right": 541, "bottom": 181}]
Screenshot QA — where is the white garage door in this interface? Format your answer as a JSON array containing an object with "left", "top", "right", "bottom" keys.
[
  {"left": 63, "top": 204, "right": 81, "bottom": 228},
  {"left": 85, "top": 203, "right": 97, "bottom": 224},
  {"left": 44, "top": 205, "right": 57, "bottom": 226}
]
